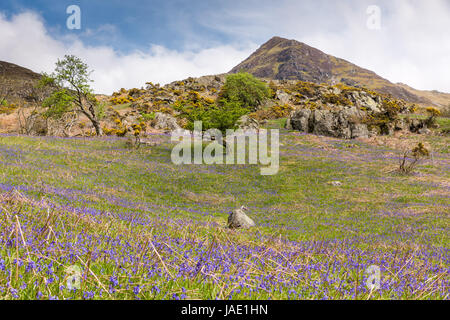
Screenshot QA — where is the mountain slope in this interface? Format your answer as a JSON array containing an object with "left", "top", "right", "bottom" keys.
[
  {"left": 230, "top": 36, "right": 450, "bottom": 108},
  {"left": 0, "top": 61, "right": 44, "bottom": 103}
]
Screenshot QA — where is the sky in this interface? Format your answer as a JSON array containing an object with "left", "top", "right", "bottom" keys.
[{"left": 0, "top": 0, "right": 449, "bottom": 94}]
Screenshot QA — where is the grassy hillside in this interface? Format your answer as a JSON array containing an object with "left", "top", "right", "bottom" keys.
[{"left": 0, "top": 128, "right": 448, "bottom": 299}]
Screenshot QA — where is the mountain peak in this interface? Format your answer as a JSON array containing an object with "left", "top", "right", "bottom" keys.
[{"left": 230, "top": 36, "right": 436, "bottom": 105}]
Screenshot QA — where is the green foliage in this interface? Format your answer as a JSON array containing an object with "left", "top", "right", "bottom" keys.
[
  {"left": 40, "top": 55, "right": 95, "bottom": 117},
  {"left": 141, "top": 112, "right": 156, "bottom": 121},
  {"left": 54, "top": 55, "right": 93, "bottom": 93},
  {"left": 218, "top": 72, "right": 270, "bottom": 111},
  {"left": 42, "top": 89, "right": 74, "bottom": 119},
  {"left": 174, "top": 93, "right": 249, "bottom": 133},
  {"left": 205, "top": 100, "right": 249, "bottom": 133},
  {"left": 40, "top": 55, "right": 102, "bottom": 135}
]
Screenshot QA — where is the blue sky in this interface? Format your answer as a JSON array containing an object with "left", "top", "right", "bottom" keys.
[
  {"left": 0, "top": 0, "right": 261, "bottom": 51},
  {"left": 0, "top": 0, "right": 449, "bottom": 93}
]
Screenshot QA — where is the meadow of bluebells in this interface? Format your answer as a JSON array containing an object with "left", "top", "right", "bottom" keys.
[{"left": 0, "top": 131, "right": 448, "bottom": 300}]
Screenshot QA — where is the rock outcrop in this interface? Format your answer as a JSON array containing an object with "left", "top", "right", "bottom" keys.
[
  {"left": 153, "top": 112, "right": 181, "bottom": 131},
  {"left": 289, "top": 107, "right": 369, "bottom": 139}
]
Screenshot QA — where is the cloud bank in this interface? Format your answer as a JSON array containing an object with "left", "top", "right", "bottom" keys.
[
  {"left": 0, "top": 11, "right": 256, "bottom": 94},
  {"left": 1, "top": 0, "right": 450, "bottom": 94}
]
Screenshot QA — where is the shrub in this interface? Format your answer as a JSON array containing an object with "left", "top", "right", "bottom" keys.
[
  {"left": 423, "top": 106, "right": 441, "bottom": 128},
  {"left": 141, "top": 113, "right": 155, "bottom": 121},
  {"left": 322, "top": 93, "right": 353, "bottom": 106},
  {"left": 218, "top": 72, "right": 270, "bottom": 111},
  {"left": 294, "top": 81, "right": 320, "bottom": 98},
  {"left": 270, "top": 103, "right": 293, "bottom": 118},
  {"left": 175, "top": 99, "right": 249, "bottom": 133},
  {"left": 398, "top": 142, "right": 430, "bottom": 174}
]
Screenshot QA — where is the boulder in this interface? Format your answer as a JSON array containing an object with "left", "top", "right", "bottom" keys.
[
  {"left": 312, "top": 109, "right": 338, "bottom": 137},
  {"left": 228, "top": 206, "right": 256, "bottom": 229},
  {"left": 236, "top": 115, "right": 259, "bottom": 131},
  {"left": 289, "top": 109, "right": 311, "bottom": 132},
  {"left": 153, "top": 112, "right": 181, "bottom": 131},
  {"left": 276, "top": 90, "right": 291, "bottom": 104},
  {"left": 359, "top": 94, "right": 381, "bottom": 113}
]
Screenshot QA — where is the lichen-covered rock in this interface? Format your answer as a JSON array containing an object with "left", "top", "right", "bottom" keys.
[
  {"left": 350, "top": 123, "right": 369, "bottom": 139},
  {"left": 228, "top": 206, "right": 256, "bottom": 229},
  {"left": 289, "top": 109, "right": 311, "bottom": 132},
  {"left": 276, "top": 90, "right": 291, "bottom": 104},
  {"left": 236, "top": 115, "right": 259, "bottom": 131},
  {"left": 153, "top": 112, "right": 181, "bottom": 131},
  {"left": 289, "top": 106, "right": 369, "bottom": 139}
]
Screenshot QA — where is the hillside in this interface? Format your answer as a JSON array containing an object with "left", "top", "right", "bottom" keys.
[
  {"left": 230, "top": 37, "right": 450, "bottom": 108},
  {"left": 0, "top": 61, "right": 44, "bottom": 103}
]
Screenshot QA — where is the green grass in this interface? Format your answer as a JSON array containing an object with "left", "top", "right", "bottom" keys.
[{"left": 0, "top": 131, "right": 448, "bottom": 300}]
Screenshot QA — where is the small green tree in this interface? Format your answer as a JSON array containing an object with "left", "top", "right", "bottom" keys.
[
  {"left": 207, "top": 100, "right": 249, "bottom": 133},
  {"left": 219, "top": 72, "right": 270, "bottom": 111},
  {"left": 39, "top": 55, "right": 103, "bottom": 135}
]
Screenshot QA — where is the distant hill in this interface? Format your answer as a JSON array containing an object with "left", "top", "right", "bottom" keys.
[
  {"left": 0, "top": 61, "right": 41, "bottom": 80},
  {"left": 230, "top": 36, "right": 450, "bottom": 108},
  {"left": 0, "top": 61, "right": 44, "bottom": 103}
]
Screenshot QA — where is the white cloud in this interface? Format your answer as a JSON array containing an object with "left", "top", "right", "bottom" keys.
[
  {"left": 1, "top": 1, "right": 450, "bottom": 94},
  {"left": 0, "top": 11, "right": 256, "bottom": 94}
]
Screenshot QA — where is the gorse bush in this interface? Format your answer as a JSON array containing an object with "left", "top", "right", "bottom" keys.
[
  {"left": 425, "top": 107, "right": 441, "bottom": 128},
  {"left": 398, "top": 142, "right": 430, "bottom": 175}
]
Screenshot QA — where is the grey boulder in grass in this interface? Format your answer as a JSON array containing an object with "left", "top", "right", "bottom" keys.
[{"left": 228, "top": 206, "right": 256, "bottom": 229}]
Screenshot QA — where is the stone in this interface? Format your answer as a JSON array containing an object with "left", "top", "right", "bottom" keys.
[
  {"left": 290, "top": 109, "right": 311, "bottom": 132},
  {"left": 153, "top": 112, "right": 181, "bottom": 131},
  {"left": 276, "top": 90, "right": 291, "bottom": 104},
  {"left": 236, "top": 115, "right": 259, "bottom": 131},
  {"left": 228, "top": 206, "right": 256, "bottom": 229},
  {"left": 359, "top": 94, "right": 381, "bottom": 113},
  {"left": 418, "top": 127, "right": 431, "bottom": 135},
  {"left": 394, "top": 118, "right": 408, "bottom": 131},
  {"left": 312, "top": 109, "right": 338, "bottom": 137},
  {"left": 350, "top": 123, "right": 369, "bottom": 139}
]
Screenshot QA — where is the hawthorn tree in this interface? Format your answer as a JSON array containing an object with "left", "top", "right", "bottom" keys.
[{"left": 39, "top": 55, "right": 103, "bottom": 135}]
